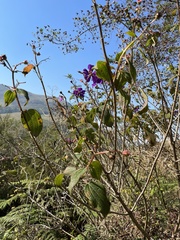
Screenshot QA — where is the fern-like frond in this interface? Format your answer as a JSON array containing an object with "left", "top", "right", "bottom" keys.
[
  {"left": 37, "top": 230, "right": 59, "bottom": 240},
  {"left": 0, "top": 204, "right": 31, "bottom": 227},
  {"left": 0, "top": 193, "right": 26, "bottom": 211}
]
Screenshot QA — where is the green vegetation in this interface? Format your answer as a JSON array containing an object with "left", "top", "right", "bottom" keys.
[{"left": 0, "top": 0, "right": 180, "bottom": 239}]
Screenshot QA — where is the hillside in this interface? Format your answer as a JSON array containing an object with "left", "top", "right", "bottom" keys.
[{"left": 0, "top": 84, "right": 51, "bottom": 114}]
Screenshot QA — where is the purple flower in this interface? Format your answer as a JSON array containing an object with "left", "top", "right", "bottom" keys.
[
  {"left": 133, "top": 106, "right": 140, "bottom": 113},
  {"left": 59, "top": 96, "right": 64, "bottom": 102},
  {"left": 83, "top": 64, "right": 103, "bottom": 87},
  {"left": 73, "top": 87, "right": 85, "bottom": 98}
]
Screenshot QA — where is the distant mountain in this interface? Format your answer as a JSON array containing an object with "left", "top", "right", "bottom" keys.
[{"left": 0, "top": 84, "right": 51, "bottom": 114}]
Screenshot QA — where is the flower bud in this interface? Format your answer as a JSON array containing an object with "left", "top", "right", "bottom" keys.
[
  {"left": 122, "top": 150, "right": 130, "bottom": 156},
  {"left": 0, "top": 55, "right": 7, "bottom": 61}
]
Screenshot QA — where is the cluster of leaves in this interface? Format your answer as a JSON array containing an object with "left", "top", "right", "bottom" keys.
[{"left": 0, "top": 0, "right": 180, "bottom": 239}]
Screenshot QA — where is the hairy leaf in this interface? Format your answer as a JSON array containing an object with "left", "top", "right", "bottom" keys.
[
  {"left": 139, "top": 48, "right": 149, "bottom": 65},
  {"left": 115, "top": 39, "right": 135, "bottom": 65},
  {"left": 138, "top": 88, "right": 148, "bottom": 114},
  {"left": 85, "top": 108, "right": 96, "bottom": 123},
  {"left": 74, "top": 138, "right": 84, "bottom": 153},
  {"left": 21, "top": 109, "right": 43, "bottom": 137},
  {"left": 126, "top": 30, "right": 136, "bottom": 37},
  {"left": 84, "top": 180, "right": 110, "bottom": 217},
  {"left": 119, "top": 88, "right": 131, "bottom": 104},
  {"left": 145, "top": 37, "right": 153, "bottom": 47},
  {"left": 103, "top": 108, "right": 114, "bottom": 127},
  {"left": 115, "top": 71, "right": 131, "bottom": 90},
  {"left": 64, "top": 166, "right": 76, "bottom": 175},
  {"left": 94, "top": 61, "right": 112, "bottom": 82},
  {"left": 90, "top": 160, "right": 102, "bottom": 180},
  {"left": 4, "top": 90, "right": 16, "bottom": 106},
  {"left": 115, "top": 51, "right": 123, "bottom": 62},
  {"left": 54, "top": 173, "right": 64, "bottom": 187},
  {"left": 68, "top": 168, "right": 86, "bottom": 194},
  {"left": 128, "top": 61, "right": 136, "bottom": 82},
  {"left": 17, "top": 88, "right": 29, "bottom": 106},
  {"left": 91, "top": 122, "right": 98, "bottom": 130}
]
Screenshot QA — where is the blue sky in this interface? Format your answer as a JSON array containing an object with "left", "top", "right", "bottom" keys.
[{"left": 0, "top": 0, "right": 112, "bottom": 97}]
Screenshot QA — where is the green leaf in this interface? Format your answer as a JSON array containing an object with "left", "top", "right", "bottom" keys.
[
  {"left": 145, "top": 37, "right": 153, "bottom": 47},
  {"left": 74, "top": 137, "right": 84, "bottom": 153},
  {"left": 170, "top": 84, "right": 175, "bottom": 95},
  {"left": 21, "top": 109, "right": 43, "bottom": 137},
  {"left": 171, "top": 9, "right": 177, "bottom": 16},
  {"left": 126, "top": 107, "right": 133, "bottom": 119},
  {"left": 165, "top": 113, "right": 171, "bottom": 119},
  {"left": 119, "top": 88, "right": 131, "bottom": 104},
  {"left": 85, "top": 128, "right": 96, "bottom": 142},
  {"left": 91, "top": 122, "right": 98, "bottom": 130},
  {"left": 90, "top": 160, "right": 102, "bottom": 180},
  {"left": 139, "top": 48, "right": 149, "bottom": 65},
  {"left": 126, "top": 30, "right": 136, "bottom": 37},
  {"left": 4, "top": 90, "right": 16, "bottom": 106},
  {"left": 115, "top": 51, "right": 123, "bottom": 62},
  {"left": 68, "top": 168, "right": 87, "bottom": 194},
  {"left": 85, "top": 108, "right": 96, "bottom": 123},
  {"left": 64, "top": 166, "right": 76, "bottom": 175},
  {"left": 128, "top": 61, "right": 136, "bottom": 82},
  {"left": 94, "top": 61, "right": 112, "bottom": 82},
  {"left": 17, "top": 88, "right": 29, "bottom": 106},
  {"left": 115, "top": 71, "right": 131, "bottom": 90},
  {"left": 138, "top": 88, "right": 148, "bottom": 114},
  {"left": 54, "top": 173, "right": 64, "bottom": 187},
  {"left": 116, "top": 40, "right": 135, "bottom": 65},
  {"left": 103, "top": 108, "right": 114, "bottom": 127},
  {"left": 84, "top": 180, "right": 111, "bottom": 217}
]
